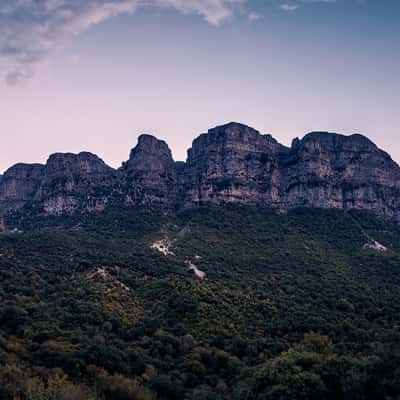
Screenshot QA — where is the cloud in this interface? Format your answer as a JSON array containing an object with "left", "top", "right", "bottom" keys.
[
  {"left": 300, "top": 0, "right": 337, "bottom": 3},
  {"left": 280, "top": 0, "right": 338, "bottom": 13},
  {"left": 0, "top": 0, "right": 246, "bottom": 85},
  {"left": 280, "top": 4, "right": 299, "bottom": 11},
  {"left": 155, "top": 0, "right": 246, "bottom": 26},
  {"left": 247, "top": 11, "right": 264, "bottom": 22}
]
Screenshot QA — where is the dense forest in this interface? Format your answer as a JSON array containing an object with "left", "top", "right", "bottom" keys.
[{"left": 1, "top": 206, "right": 400, "bottom": 399}]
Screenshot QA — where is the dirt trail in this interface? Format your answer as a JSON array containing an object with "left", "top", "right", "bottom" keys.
[{"left": 150, "top": 233, "right": 206, "bottom": 279}]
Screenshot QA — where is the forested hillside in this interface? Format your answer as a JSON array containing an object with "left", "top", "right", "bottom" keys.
[{"left": 1, "top": 206, "right": 400, "bottom": 399}]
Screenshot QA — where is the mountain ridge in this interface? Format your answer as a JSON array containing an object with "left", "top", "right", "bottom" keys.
[{"left": 1, "top": 122, "right": 399, "bottom": 220}]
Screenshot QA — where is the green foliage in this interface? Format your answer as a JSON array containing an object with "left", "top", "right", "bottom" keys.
[
  {"left": 238, "top": 332, "right": 383, "bottom": 400},
  {"left": 1, "top": 205, "right": 400, "bottom": 399}
]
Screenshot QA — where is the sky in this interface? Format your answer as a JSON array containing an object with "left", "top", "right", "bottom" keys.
[{"left": 0, "top": 0, "right": 399, "bottom": 173}]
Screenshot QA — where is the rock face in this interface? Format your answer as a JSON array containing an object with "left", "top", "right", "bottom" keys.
[
  {"left": 0, "top": 153, "right": 115, "bottom": 215},
  {"left": 1, "top": 122, "right": 399, "bottom": 221},
  {"left": 120, "top": 135, "right": 178, "bottom": 207},
  {"left": 181, "top": 123, "right": 288, "bottom": 207},
  {"left": 0, "top": 164, "right": 45, "bottom": 210},
  {"left": 41, "top": 152, "right": 115, "bottom": 214},
  {"left": 281, "top": 132, "right": 400, "bottom": 219}
]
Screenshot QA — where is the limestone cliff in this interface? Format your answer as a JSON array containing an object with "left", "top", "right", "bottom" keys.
[
  {"left": 281, "top": 132, "right": 400, "bottom": 221},
  {"left": 120, "top": 134, "right": 178, "bottom": 207},
  {"left": 0, "top": 163, "right": 45, "bottom": 210},
  {"left": 1, "top": 122, "right": 399, "bottom": 221},
  {"left": 181, "top": 122, "right": 288, "bottom": 207}
]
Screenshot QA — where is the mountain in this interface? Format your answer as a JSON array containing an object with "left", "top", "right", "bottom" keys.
[
  {"left": 1, "top": 123, "right": 400, "bottom": 398},
  {"left": 1, "top": 122, "right": 399, "bottom": 221}
]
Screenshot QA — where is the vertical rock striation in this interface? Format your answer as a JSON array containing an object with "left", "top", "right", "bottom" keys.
[
  {"left": 120, "top": 134, "right": 178, "bottom": 207},
  {"left": 182, "top": 122, "right": 288, "bottom": 207},
  {"left": 0, "top": 164, "right": 45, "bottom": 211},
  {"left": 281, "top": 132, "right": 400, "bottom": 220},
  {"left": 1, "top": 122, "right": 399, "bottom": 221},
  {"left": 40, "top": 152, "right": 115, "bottom": 214}
]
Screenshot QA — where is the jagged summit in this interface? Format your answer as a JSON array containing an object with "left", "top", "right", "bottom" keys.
[
  {"left": 120, "top": 133, "right": 178, "bottom": 207},
  {"left": 46, "top": 152, "right": 113, "bottom": 175},
  {"left": 1, "top": 122, "right": 399, "bottom": 220},
  {"left": 135, "top": 134, "right": 171, "bottom": 154},
  {"left": 188, "top": 122, "right": 287, "bottom": 160},
  {"left": 124, "top": 134, "right": 174, "bottom": 168},
  {"left": 301, "top": 131, "right": 378, "bottom": 150}
]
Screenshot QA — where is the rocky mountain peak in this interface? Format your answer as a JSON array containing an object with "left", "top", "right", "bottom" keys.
[
  {"left": 123, "top": 134, "right": 174, "bottom": 172},
  {"left": 1, "top": 122, "right": 399, "bottom": 221},
  {"left": 281, "top": 130, "right": 400, "bottom": 219},
  {"left": 120, "top": 134, "right": 177, "bottom": 207},
  {"left": 187, "top": 122, "right": 286, "bottom": 161},
  {"left": 3, "top": 163, "right": 45, "bottom": 178},
  {"left": 182, "top": 123, "right": 289, "bottom": 207},
  {"left": 46, "top": 152, "right": 112, "bottom": 175},
  {"left": 0, "top": 163, "right": 45, "bottom": 210},
  {"left": 298, "top": 131, "right": 378, "bottom": 153},
  {"left": 136, "top": 134, "right": 171, "bottom": 152}
]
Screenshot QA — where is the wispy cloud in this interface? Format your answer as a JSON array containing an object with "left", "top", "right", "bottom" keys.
[
  {"left": 156, "top": 0, "right": 246, "bottom": 26},
  {"left": 0, "top": 0, "right": 247, "bottom": 85},
  {"left": 280, "top": 4, "right": 299, "bottom": 11},
  {"left": 300, "top": 0, "right": 337, "bottom": 3},
  {"left": 247, "top": 11, "right": 264, "bottom": 22},
  {"left": 280, "top": 0, "right": 338, "bottom": 12}
]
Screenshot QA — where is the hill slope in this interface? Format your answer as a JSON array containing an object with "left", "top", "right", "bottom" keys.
[{"left": 1, "top": 206, "right": 400, "bottom": 399}]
